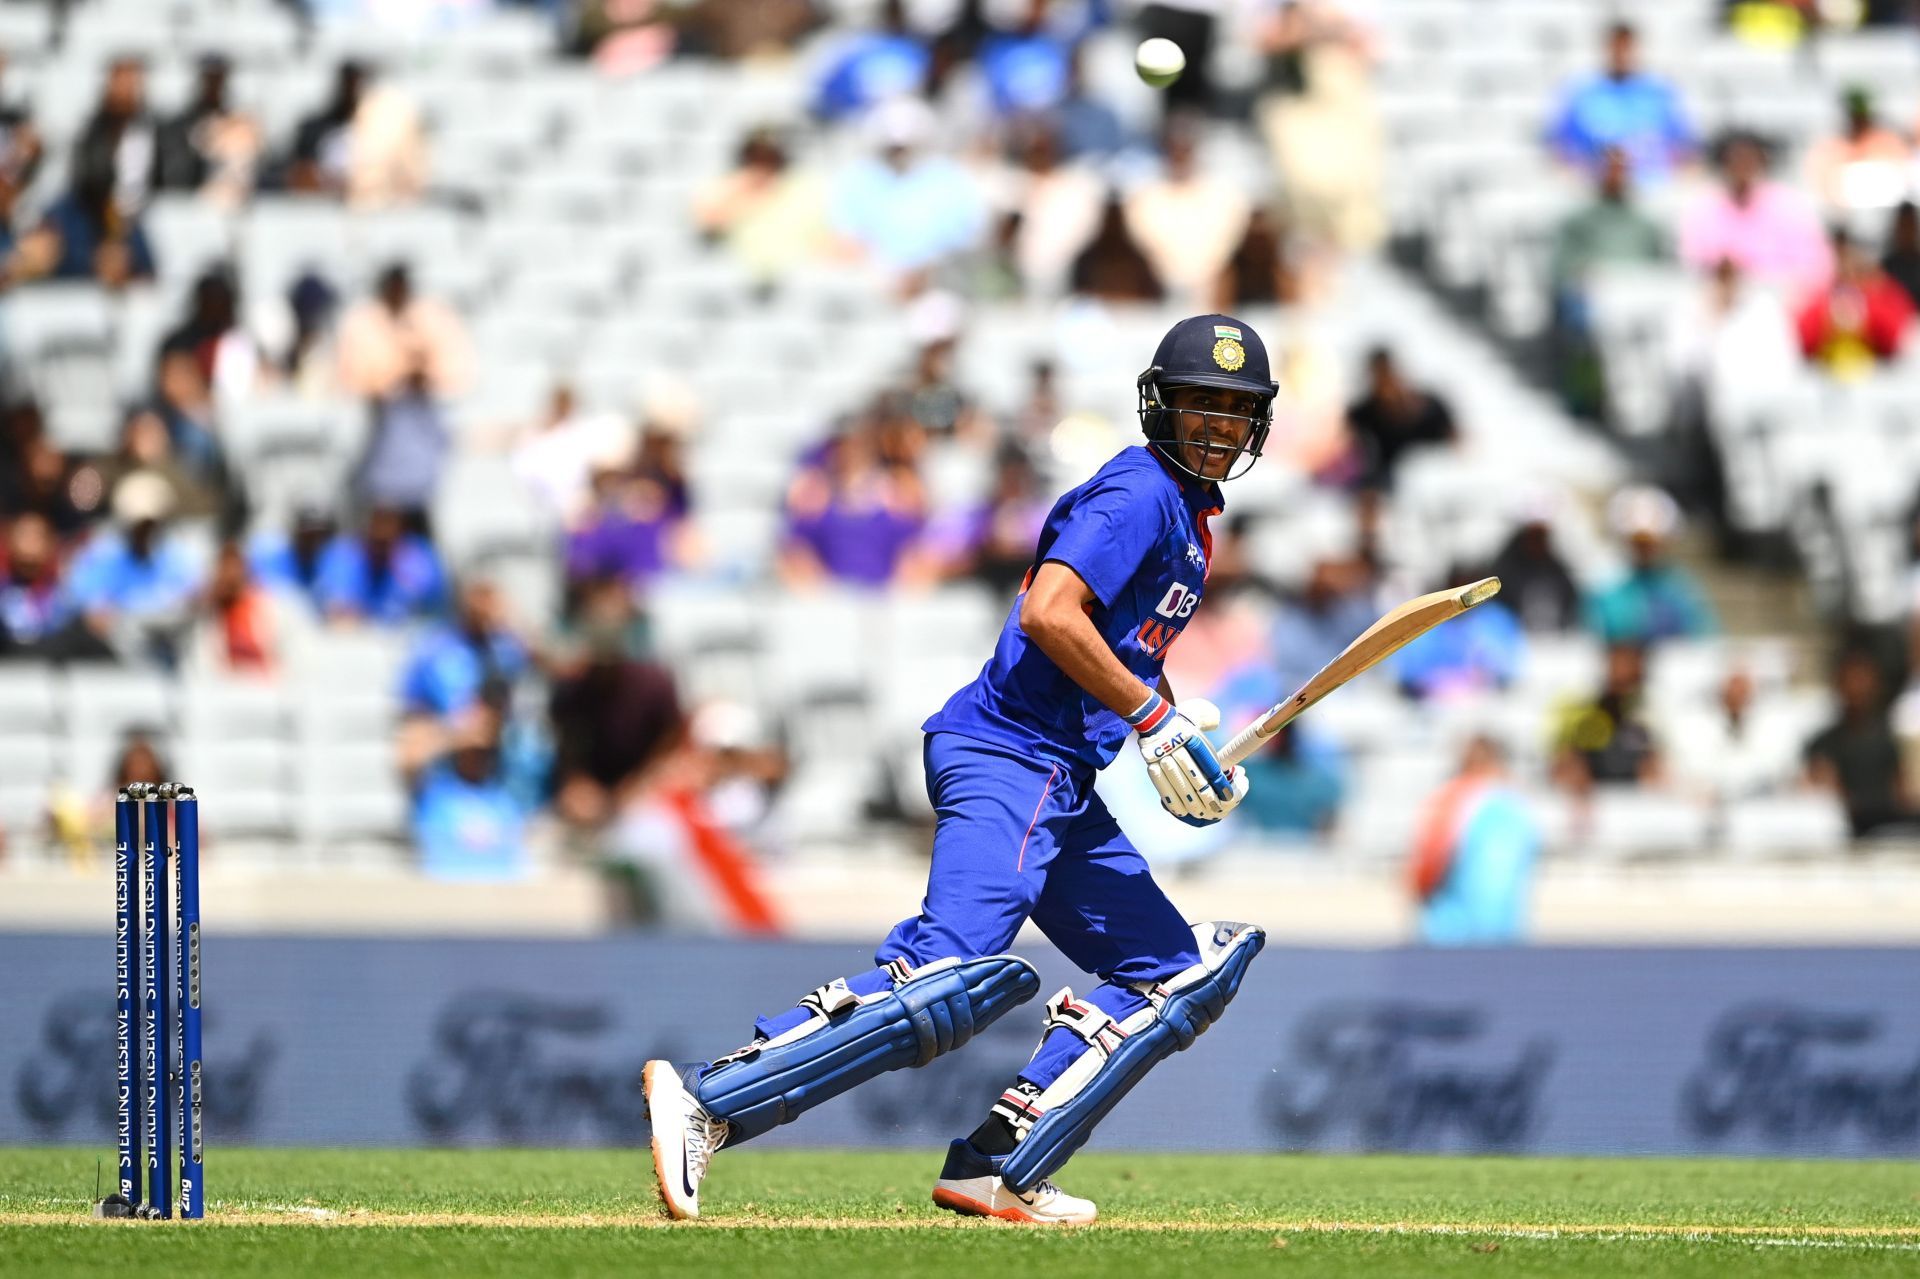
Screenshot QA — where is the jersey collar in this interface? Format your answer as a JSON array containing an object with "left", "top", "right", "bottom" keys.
[{"left": 1148, "top": 445, "right": 1226, "bottom": 515}]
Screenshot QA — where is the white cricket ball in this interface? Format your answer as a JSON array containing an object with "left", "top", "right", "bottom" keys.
[{"left": 1135, "top": 37, "right": 1186, "bottom": 89}]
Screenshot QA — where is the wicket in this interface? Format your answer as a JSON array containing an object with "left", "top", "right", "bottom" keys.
[{"left": 102, "top": 782, "right": 204, "bottom": 1221}]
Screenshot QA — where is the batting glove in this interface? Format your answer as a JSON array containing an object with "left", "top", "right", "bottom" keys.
[{"left": 1127, "top": 693, "right": 1251, "bottom": 827}]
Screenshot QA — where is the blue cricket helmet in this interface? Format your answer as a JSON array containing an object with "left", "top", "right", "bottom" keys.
[{"left": 1137, "top": 313, "right": 1278, "bottom": 482}]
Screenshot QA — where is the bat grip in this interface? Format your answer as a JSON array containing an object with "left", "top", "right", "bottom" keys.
[{"left": 1218, "top": 719, "right": 1273, "bottom": 770}]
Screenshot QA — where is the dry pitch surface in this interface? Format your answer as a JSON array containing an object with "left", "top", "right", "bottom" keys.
[{"left": 5, "top": 1147, "right": 1919, "bottom": 1277}]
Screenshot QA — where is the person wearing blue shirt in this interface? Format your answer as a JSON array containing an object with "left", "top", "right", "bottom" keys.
[
  {"left": 315, "top": 506, "right": 446, "bottom": 626},
  {"left": 645, "top": 315, "right": 1278, "bottom": 1226},
  {"left": 812, "top": 0, "right": 930, "bottom": 121},
  {"left": 247, "top": 507, "right": 336, "bottom": 615},
  {"left": 399, "top": 580, "right": 530, "bottom": 718},
  {"left": 1413, "top": 737, "right": 1541, "bottom": 946},
  {"left": 1545, "top": 21, "right": 1694, "bottom": 183},
  {"left": 413, "top": 710, "right": 531, "bottom": 882},
  {"left": 65, "top": 474, "right": 203, "bottom": 664},
  {"left": 1391, "top": 587, "right": 1526, "bottom": 700},
  {"left": 1584, "top": 486, "right": 1716, "bottom": 645},
  {"left": 978, "top": 6, "right": 1073, "bottom": 119},
  {"left": 830, "top": 99, "right": 986, "bottom": 274}
]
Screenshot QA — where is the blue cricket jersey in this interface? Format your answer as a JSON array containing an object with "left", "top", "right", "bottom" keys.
[{"left": 923, "top": 446, "right": 1221, "bottom": 770}]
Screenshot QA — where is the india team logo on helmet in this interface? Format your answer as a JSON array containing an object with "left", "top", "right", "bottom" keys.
[{"left": 1211, "top": 324, "right": 1246, "bottom": 372}]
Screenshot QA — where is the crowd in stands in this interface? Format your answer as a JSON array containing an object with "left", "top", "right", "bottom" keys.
[{"left": 3, "top": 0, "right": 1920, "bottom": 935}]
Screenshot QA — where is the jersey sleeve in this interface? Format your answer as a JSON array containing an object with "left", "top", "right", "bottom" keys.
[{"left": 1041, "top": 479, "right": 1169, "bottom": 607}]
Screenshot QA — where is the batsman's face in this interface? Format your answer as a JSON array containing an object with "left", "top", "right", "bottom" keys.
[{"left": 1167, "top": 385, "right": 1260, "bottom": 481}]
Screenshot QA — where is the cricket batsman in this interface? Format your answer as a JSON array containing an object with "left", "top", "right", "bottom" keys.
[{"left": 644, "top": 315, "right": 1274, "bottom": 1224}]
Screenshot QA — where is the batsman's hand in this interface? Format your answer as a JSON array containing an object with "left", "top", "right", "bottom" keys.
[{"left": 1127, "top": 695, "right": 1251, "bottom": 827}]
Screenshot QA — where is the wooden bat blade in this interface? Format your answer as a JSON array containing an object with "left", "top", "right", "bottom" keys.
[{"left": 1218, "top": 576, "right": 1501, "bottom": 768}]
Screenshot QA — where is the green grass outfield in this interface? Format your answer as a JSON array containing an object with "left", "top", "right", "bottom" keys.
[{"left": 4, "top": 1147, "right": 1919, "bottom": 1277}]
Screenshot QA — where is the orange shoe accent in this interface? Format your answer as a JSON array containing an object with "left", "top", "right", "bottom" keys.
[{"left": 931, "top": 1186, "right": 1041, "bottom": 1223}]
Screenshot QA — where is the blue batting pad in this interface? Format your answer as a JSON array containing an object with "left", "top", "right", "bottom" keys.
[
  {"left": 998, "top": 924, "right": 1263, "bottom": 1193},
  {"left": 695, "top": 954, "right": 1039, "bottom": 1145}
]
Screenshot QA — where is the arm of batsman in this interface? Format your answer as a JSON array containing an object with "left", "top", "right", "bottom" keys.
[{"left": 1130, "top": 696, "right": 1252, "bottom": 826}]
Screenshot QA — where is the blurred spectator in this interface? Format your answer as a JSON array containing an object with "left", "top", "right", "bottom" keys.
[
  {"left": 65, "top": 474, "right": 205, "bottom": 666},
  {"left": 315, "top": 505, "right": 446, "bottom": 625},
  {"left": 688, "top": 699, "right": 790, "bottom": 839},
  {"left": 1805, "top": 86, "right": 1912, "bottom": 215},
  {"left": 1049, "top": 43, "right": 1129, "bottom": 161},
  {"left": 1585, "top": 486, "right": 1716, "bottom": 645},
  {"left": 1124, "top": 122, "right": 1250, "bottom": 305},
  {"left": 1488, "top": 504, "right": 1581, "bottom": 632},
  {"left": 1010, "top": 358, "right": 1061, "bottom": 444},
  {"left": 0, "top": 513, "right": 72, "bottom": 655},
  {"left": 1549, "top": 147, "right": 1669, "bottom": 317},
  {"left": 830, "top": 99, "right": 986, "bottom": 275},
  {"left": 48, "top": 731, "right": 171, "bottom": 865},
  {"left": 1254, "top": 0, "right": 1384, "bottom": 253},
  {"left": 1549, "top": 146, "right": 1670, "bottom": 413},
  {"left": 1724, "top": 0, "right": 1815, "bottom": 45},
  {"left": 1886, "top": 201, "right": 1920, "bottom": 309},
  {"left": 1670, "top": 669, "right": 1801, "bottom": 805},
  {"left": 1000, "top": 123, "right": 1104, "bottom": 298},
  {"left": 1270, "top": 555, "right": 1377, "bottom": 696},
  {"left": 1409, "top": 736, "right": 1540, "bottom": 946},
  {"left": 692, "top": 128, "right": 829, "bottom": 283},
  {"left": 355, "top": 361, "right": 452, "bottom": 519},
  {"left": 812, "top": 0, "right": 931, "bottom": 122},
  {"left": 98, "top": 407, "right": 222, "bottom": 522},
  {"left": 1238, "top": 721, "right": 1347, "bottom": 838},
  {"left": 549, "top": 577, "right": 684, "bottom": 828},
  {"left": 1391, "top": 569, "right": 1525, "bottom": 701},
  {"left": 576, "top": 0, "right": 679, "bottom": 72},
  {"left": 1214, "top": 205, "right": 1298, "bottom": 309},
  {"left": 1553, "top": 641, "right": 1663, "bottom": 792},
  {"left": 0, "top": 402, "right": 90, "bottom": 536},
  {"left": 188, "top": 541, "right": 286, "bottom": 675},
  {"left": 1340, "top": 346, "right": 1457, "bottom": 492},
  {"left": 780, "top": 417, "right": 927, "bottom": 589},
  {"left": 289, "top": 61, "right": 426, "bottom": 208},
  {"left": 337, "top": 263, "right": 474, "bottom": 400},
  {"left": 153, "top": 347, "right": 221, "bottom": 476},
  {"left": 1666, "top": 257, "right": 1800, "bottom": 443},
  {"left": 154, "top": 55, "right": 264, "bottom": 209},
  {"left": 677, "top": 0, "right": 820, "bottom": 59},
  {"left": 977, "top": 0, "right": 1075, "bottom": 120},
  {"left": 1794, "top": 229, "right": 1915, "bottom": 377},
  {"left": 1679, "top": 132, "right": 1832, "bottom": 295},
  {"left": 1545, "top": 20, "right": 1694, "bottom": 183},
  {"left": 1136, "top": 1, "right": 1217, "bottom": 117},
  {"left": 1271, "top": 340, "right": 1348, "bottom": 478},
  {"left": 900, "top": 290, "right": 989, "bottom": 441},
  {"left": 73, "top": 57, "right": 156, "bottom": 216},
  {"left": 0, "top": 51, "right": 43, "bottom": 260},
  {"left": 412, "top": 707, "right": 533, "bottom": 881},
  {"left": 248, "top": 506, "right": 336, "bottom": 614},
  {"left": 567, "top": 444, "right": 695, "bottom": 587},
  {"left": 1069, "top": 194, "right": 1163, "bottom": 302},
  {"left": 162, "top": 268, "right": 264, "bottom": 406},
  {"left": 400, "top": 579, "right": 531, "bottom": 720},
  {"left": 15, "top": 169, "right": 155, "bottom": 287},
  {"left": 277, "top": 272, "right": 343, "bottom": 398},
  {"left": 1806, "top": 648, "right": 1907, "bottom": 837},
  {"left": 925, "top": 445, "right": 1051, "bottom": 592},
  {"left": 512, "top": 384, "right": 633, "bottom": 529}
]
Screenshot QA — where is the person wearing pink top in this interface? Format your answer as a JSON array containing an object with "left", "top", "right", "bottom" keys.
[{"left": 1679, "top": 133, "right": 1832, "bottom": 295}]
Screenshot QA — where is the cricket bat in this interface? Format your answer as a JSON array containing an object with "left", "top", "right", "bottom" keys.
[{"left": 1217, "top": 577, "right": 1502, "bottom": 769}]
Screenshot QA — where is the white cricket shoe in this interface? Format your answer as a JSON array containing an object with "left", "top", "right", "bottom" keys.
[
  {"left": 930, "top": 1139, "right": 1098, "bottom": 1225},
  {"left": 642, "top": 1059, "right": 730, "bottom": 1220}
]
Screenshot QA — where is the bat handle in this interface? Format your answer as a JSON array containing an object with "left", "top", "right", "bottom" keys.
[{"left": 1218, "top": 719, "right": 1273, "bottom": 770}]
